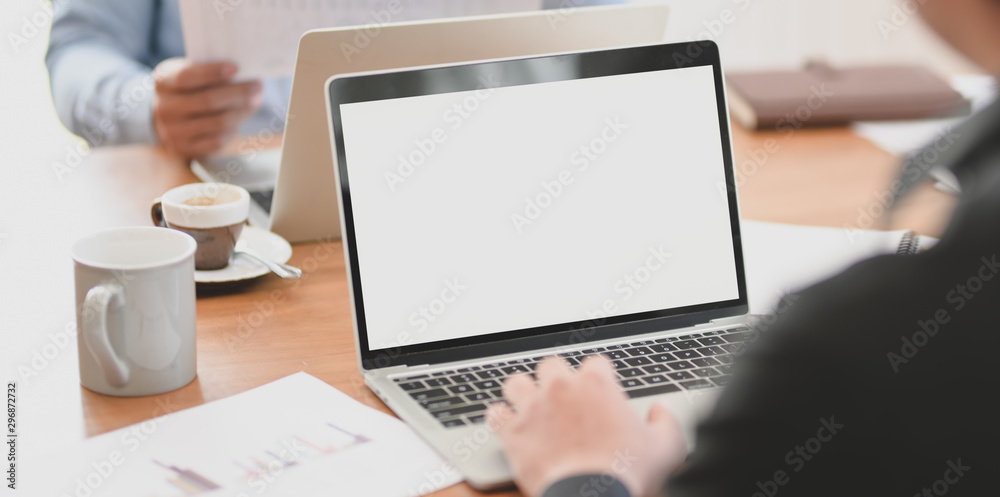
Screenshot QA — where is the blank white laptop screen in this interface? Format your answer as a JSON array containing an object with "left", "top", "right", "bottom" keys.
[{"left": 338, "top": 64, "right": 739, "bottom": 351}]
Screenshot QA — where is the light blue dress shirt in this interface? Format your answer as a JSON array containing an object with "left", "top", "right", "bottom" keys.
[
  {"left": 47, "top": 0, "right": 293, "bottom": 147},
  {"left": 46, "top": 0, "right": 619, "bottom": 147}
]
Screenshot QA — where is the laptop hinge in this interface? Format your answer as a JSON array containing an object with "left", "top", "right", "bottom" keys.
[
  {"left": 364, "top": 365, "right": 421, "bottom": 381},
  {"left": 707, "top": 316, "right": 749, "bottom": 327},
  {"left": 366, "top": 315, "right": 751, "bottom": 375}
]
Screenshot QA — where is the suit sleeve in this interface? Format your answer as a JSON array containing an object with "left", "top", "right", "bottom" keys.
[{"left": 667, "top": 215, "right": 1000, "bottom": 495}]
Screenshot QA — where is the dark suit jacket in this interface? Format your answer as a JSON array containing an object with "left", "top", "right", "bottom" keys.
[{"left": 544, "top": 102, "right": 1000, "bottom": 497}]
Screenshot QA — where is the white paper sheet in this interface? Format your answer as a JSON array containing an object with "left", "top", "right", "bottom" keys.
[
  {"left": 741, "top": 220, "right": 935, "bottom": 313},
  {"left": 178, "top": 0, "right": 542, "bottom": 80},
  {"left": 30, "top": 372, "right": 461, "bottom": 496}
]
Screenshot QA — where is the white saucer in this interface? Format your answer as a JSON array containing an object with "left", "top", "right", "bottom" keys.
[{"left": 194, "top": 226, "right": 293, "bottom": 284}]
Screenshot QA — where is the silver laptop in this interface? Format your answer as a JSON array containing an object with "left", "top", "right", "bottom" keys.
[
  {"left": 192, "top": 3, "right": 671, "bottom": 241},
  {"left": 325, "top": 41, "right": 751, "bottom": 489}
]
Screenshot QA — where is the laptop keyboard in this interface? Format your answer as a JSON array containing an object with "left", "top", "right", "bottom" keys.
[
  {"left": 393, "top": 326, "right": 752, "bottom": 428},
  {"left": 249, "top": 189, "right": 275, "bottom": 214}
]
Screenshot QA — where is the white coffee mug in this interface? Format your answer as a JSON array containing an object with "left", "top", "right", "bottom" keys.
[{"left": 72, "top": 227, "right": 198, "bottom": 396}]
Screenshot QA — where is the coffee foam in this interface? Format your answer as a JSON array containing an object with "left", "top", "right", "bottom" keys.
[
  {"left": 161, "top": 183, "right": 250, "bottom": 229},
  {"left": 182, "top": 196, "right": 217, "bottom": 207}
]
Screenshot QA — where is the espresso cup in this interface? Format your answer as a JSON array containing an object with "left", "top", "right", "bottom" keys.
[
  {"left": 151, "top": 183, "right": 250, "bottom": 270},
  {"left": 72, "top": 227, "right": 198, "bottom": 396}
]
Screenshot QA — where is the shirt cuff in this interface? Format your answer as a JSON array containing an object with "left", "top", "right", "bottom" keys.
[
  {"left": 542, "top": 474, "right": 633, "bottom": 497},
  {"left": 115, "top": 72, "right": 158, "bottom": 145}
]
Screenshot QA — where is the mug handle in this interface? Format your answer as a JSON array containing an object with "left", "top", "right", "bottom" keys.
[
  {"left": 82, "top": 283, "right": 130, "bottom": 387},
  {"left": 151, "top": 198, "right": 167, "bottom": 227}
]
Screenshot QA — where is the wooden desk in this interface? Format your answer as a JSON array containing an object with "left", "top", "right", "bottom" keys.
[{"left": 1, "top": 122, "right": 954, "bottom": 496}]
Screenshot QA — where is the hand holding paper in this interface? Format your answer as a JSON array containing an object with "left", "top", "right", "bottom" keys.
[{"left": 152, "top": 57, "right": 263, "bottom": 157}]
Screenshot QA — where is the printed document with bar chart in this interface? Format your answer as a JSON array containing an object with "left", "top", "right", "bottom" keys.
[{"left": 32, "top": 373, "right": 460, "bottom": 496}]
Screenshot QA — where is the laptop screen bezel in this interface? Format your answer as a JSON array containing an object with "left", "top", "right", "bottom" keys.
[{"left": 327, "top": 41, "right": 748, "bottom": 371}]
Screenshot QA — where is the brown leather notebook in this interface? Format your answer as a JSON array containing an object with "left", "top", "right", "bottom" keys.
[{"left": 726, "top": 62, "right": 971, "bottom": 130}]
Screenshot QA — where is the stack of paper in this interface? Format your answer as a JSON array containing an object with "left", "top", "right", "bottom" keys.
[{"left": 179, "top": 0, "right": 542, "bottom": 80}]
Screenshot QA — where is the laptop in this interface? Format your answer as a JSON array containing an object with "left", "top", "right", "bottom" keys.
[
  {"left": 192, "top": 3, "right": 671, "bottom": 241},
  {"left": 324, "top": 41, "right": 751, "bottom": 489}
]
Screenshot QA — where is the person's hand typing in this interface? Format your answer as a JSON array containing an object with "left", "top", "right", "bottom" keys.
[
  {"left": 488, "top": 356, "right": 687, "bottom": 497},
  {"left": 151, "top": 58, "right": 262, "bottom": 158}
]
